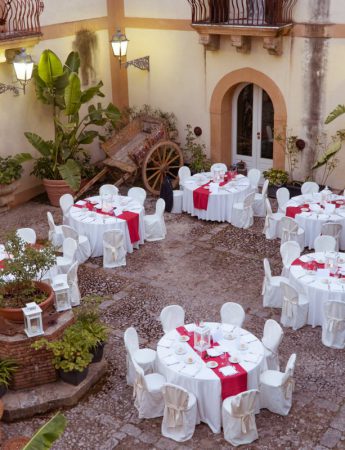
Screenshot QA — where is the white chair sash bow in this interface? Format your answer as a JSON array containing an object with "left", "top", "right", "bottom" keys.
[
  {"left": 165, "top": 402, "right": 185, "bottom": 427},
  {"left": 327, "top": 316, "right": 345, "bottom": 333},
  {"left": 282, "top": 295, "right": 297, "bottom": 319},
  {"left": 283, "top": 377, "right": 295, "bottom": 400},
  {"left": 232, "top": 409, "right": 256, "bottom": 434}
]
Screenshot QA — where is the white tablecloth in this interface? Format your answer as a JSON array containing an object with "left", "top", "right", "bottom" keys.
[
  {"left": 289, "top": 252, "right": 345, "bottom": 327},
  {"left": 182, "top": 173, "right": 252, "bottom": 223},
  {"left": 69, "top": 195, "right": 145, "bottom": 257},
  {"left": 156, "top": 322, "right": 265, "bottom": 433},
  {"left": 285, "top": 194, "right": 345, "bottom": 249}
]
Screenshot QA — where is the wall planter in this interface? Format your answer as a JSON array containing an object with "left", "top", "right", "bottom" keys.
[
  {"left": 91, "top": 342, "right": 105, "bottom": 363},
  {"left": 58, "top": 367, "right": 89, "bottom": 386}
]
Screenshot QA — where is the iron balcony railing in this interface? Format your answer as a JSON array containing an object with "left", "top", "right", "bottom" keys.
[
  {"left": 187, "top": 0, "right": 297, "bottom": 27},
  {"left": 0, "top": 0, "right": 44, "bottom": 40}
]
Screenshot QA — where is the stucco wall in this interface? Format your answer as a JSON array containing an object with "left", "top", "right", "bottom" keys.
[
  {"left": 40, "top": 0, "right": 107, "bottom": 26},
  {"left": 124, "top": 0, "right": 190, "bottom": 19}
]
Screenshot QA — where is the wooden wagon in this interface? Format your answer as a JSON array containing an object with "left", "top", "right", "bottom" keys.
[{"left": 78, "top": 115, "right": 184, "bottom": 198}]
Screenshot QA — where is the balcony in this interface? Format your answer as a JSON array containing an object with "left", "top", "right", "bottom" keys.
[{"left": 186, "top": 0, "right": 297, "bottom": 55}]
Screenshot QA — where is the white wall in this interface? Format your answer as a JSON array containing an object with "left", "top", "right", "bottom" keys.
[
  {"left": 124, "top": 0, "right": 190, "bottom": 19},
  {"left": 40, "top": 0, "right": 107, "bottom": 26}
]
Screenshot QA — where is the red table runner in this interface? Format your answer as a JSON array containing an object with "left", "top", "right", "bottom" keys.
[
  {"left": 292, "top": 257, "right": 345, "bottom": 278},
  {"left": 0, "top": 260, "right": 4, "bottom": 269},
  {"left": 192, "top": 172, "right": 235, "bottom": 211},
  {"left": 286, "top": 200, "right": 345, "bottom": 219},
  {"left": 74, "top": 201, "right": 140, "bottom": 244},
  {"left": 176, "top": 326, "right": 247, "bottom": 400}
]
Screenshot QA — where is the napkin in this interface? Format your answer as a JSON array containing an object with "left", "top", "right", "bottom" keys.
[
  {"left": 164, "top": 355, "right": 180, "bottom": 366},
  {"left": 300, "top": 254, "right": 311, "bottom": 262},
  {"left": 219, "top": 366, "right": 237, "bottom": 376},
  {"left": 158, "top": 338, "right": 172, "bottom": 349},
  {"left": 180, "top": 364, "right": 200, "bottom": 377},
  {"left": 207, "top": 347, "right": 223, "bottom": 357}
]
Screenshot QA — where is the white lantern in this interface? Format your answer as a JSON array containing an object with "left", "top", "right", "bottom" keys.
[
  {"left": 53, "top": 280, "right": 71, "bottom": 312},
  {"left": 22, "top": 302, "right": 44, "bottom": 338},
  {"left": 194, "top": 322, "right": 211, "bottom": 353},
  {"left": 13, "top": 49, "right": 34, "bottom": 93},
  {"left": 111, "top": 29, "right": 129, "bottom": 62}
]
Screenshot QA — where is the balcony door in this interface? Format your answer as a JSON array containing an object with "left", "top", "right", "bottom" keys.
[{"left": 232, "top": 83, "right": 274, "bottom": 181}]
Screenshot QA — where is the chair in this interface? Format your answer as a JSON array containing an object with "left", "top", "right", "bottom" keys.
[
  {"left": 47, "top": 212, "right": 64, "bottom": 248},
  {"left": 127, "top": 187, "right": 147, "bottom": 206},
  {"left": 321, "top": 222, "right": 342, "bottom": 252},
  {"left": 280, "top": 216, "right": 305, "bottom": 250},
  {"left": 160, "top": 305, "right": 185, "bottom": 333},
  {"left": 144, "top": 198, "right": 166, "bottom": 241},
  {"left": 61, "top": 225, "right": 91, "bottom": 264},
  {"left": 161, "top": 383, "right": 199, "bottom": 442},
  {"left": 99, "top": 184, "right": 119, "bottom": 197},
  {"left": 56, "top": 237, "right": 78, "bottom": 274},
  {"left": 301, "top": 181, "right": 319, "bottom": 195},
  {"left": 247, "top": 168, "right": 261, "bottom": 192},
  {"left": 261, "top": 319, "right": 284, "bottom": 371},
  {"left": 220, "top": 302, "right": 245, "bottom": 328},
  {"left": 276, "top": 187, "right": 290, "bottom": 214},
  {"left": 322, "top": 301, "right": 345, "bottom": 349},
  {"left": 178, "top": 166, "right": 191, "bottom": 189},
  {"left": 103, "top": 229, "right": 126, "bottom": 268},
  {"left": 132, "top": 358, "right": 165, "bottom": 419},
  {"left": 232, "top": 192, "right": 256, "bottom": 229},
  {"left": 171, "top": 190, "right": 183, "bottom": 214},
  {"left": 263, "top": 198, "right": 284, "bottom": 240},
  {"left": 222, "top": 389, "right": 259, "bottom": 446},
  {"left": 280, "top": 280, "right": 309, "bottom": 331},
  {"left": 59, "top": 193, "right": 74, "bottom": 225},
  {"left": 280, "top": 241, "right": 301, "bottom": 277},
  {"left": 52, "top": 261, "right": 80, "bottom": 307},
  {"left": 16, "top": 228, "right": 36, "bottom": 245},
  {"left": 124, "top": 327, "right": 157, "bottom": 386},
  {"left": 314, "top": 235, "right": 336, "bottom": 253},
  {"left": 253, "top": 179, "right": 269, "bottom": 217},
  {"left": 262, "top": 259, "right": 289, "bottom": 308},
  {"left": 259, "top": 353, "right": 296, "bottom": 416}
]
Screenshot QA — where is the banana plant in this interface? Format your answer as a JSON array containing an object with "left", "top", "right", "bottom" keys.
[
  {"left": 23, "top": 412, "right": 67, "bottom": 449},
  {"left": 19, "top": 49, "right": 120, "bottom": 190}
]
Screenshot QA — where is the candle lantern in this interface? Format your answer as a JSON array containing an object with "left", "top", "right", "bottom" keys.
[
  {"left": 53, "top": 279, "right": 71, "bottom": 312},
  {"left": 22, "top": 302, "right": 44, "bottom": 337},
  {"left": 194, "top": 322, "right": 211, "bottom": 352}
]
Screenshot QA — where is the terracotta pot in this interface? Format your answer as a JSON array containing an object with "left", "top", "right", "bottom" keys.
[
  {"left": 0, "top": 281, "right": 54, "bottom": 323},
  {"left": 43, "top": 179, "right": 76, "bottom": 207},
  {"left": 3, "top": 437, "right": 30, "bottom": 450},
  {"left": 0, "top": 181, "right": 19, "bottom": 207}
]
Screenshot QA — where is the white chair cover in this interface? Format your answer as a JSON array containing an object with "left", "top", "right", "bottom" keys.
[
  {"left": 262, "top": 258, "right": 289, "bottom": 308},
  {"left": 47, "top": 212, "right": 63, "bottom": 248},
  {"left": 128, "top": 187, "right": 147, "bottom": 206},
  {"left": 263, "top": 198, "right": 284, "bottom": 240},
  {"left": 67, "top": 261, "right": 80, "bottom": 306},
  {"left": 124, "top": 327, "right": 157, "bottom": 386},
  {"left": 262, "top": 319, "right": 283, "bottom": 371},
  {"left": 260, "top": 353, "right": 296, "bottom": 415},
  {"left": 178, "top": 166, "right": 191, "bottom": 190},
  {"left": 322, "top": 301, "right": 345, "bottom": 349},
  {"left": 247, "top": 168, "right": 261, "bottom": 192},
  {"left": 222, "top": 389, "right": 259, "bottom": 447},
  {"left": 16, "top": 228, "right": 36, "bottom": 245},
  {"left": 160, "top": 305, "right": 185, "bottom": 333},
  {"left": 276, "top": 187, "right": 290, "bottom": 214},
  {"left": 103, "top": 229, "right": 126, "bottom": 268},
  {"left": 161, "top": 384, "right": 199, "bottom": 442},
  {"left": 220, "top": 302, "right": 245, "bottom": 327},
  {"left": 56, "top": 237, "right": 77, "bottom": 274},
  {"left": 99, "top": 184, "right": 119, "bottom": 197},
  {"left": 253, "top": 179, "right": 269, "bottom": 217},
  {"left": 301, "top": 181, "right": 319, "bottom": 195},
  {"left": 172, "top": 190, "right": 183, "bottom": 214},
  {"left": 62, "top": 225, "right": 91, "bottom": 264},
  {"left": 321, "top": 222, "right": 342, "bottom": 252},
  {"left": 132, "top": 358, "right": 165, "bottom": 419},
  {"left": 314, "top": 235, "right": 336, "bottom": 253},
  {"left": 280, "top": 241, "right": 301, "bottom": 277},
  {"left": 210, "top": 163, "right": 227, "bottom": 174},
  {"left": 144, "top": 198, "right": 166, "bottom": 241},
  {"left": 280, "top": 280, "right": 309, "bottom": 330},
  {"left": 280, "top": 216, "right": 305, "bottom": 250},
  {"left": 59, "top": 193, "right": 74, "bottom": 225},
  {"left": 232, "top": 192, "right": 255, "bottom": 229}
]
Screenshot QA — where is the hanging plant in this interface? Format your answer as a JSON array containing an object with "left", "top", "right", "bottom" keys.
[{"left": 73, "top": 28, "right": 98, "bottom": 86}]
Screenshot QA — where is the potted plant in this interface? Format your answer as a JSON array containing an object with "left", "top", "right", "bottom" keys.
[
  {"left": 263, "top": 168, "right": 289, "bottom": 198},
  {"left": 183, "top": 124, "right": 211, "bottom": 173},
  {"left": 0, "top": 156, "right": 24, "bottom": 210},
  {"left": 0, "top": 358, "right": 18, "bottom": 397},
  {"left": 75, "top": 309, "right": 108, "bottom": 363},
  {"left": 0, "top": 232, "right": 56, "bottom": 323},
  {"left": 18, "top": 49, "right": 121, "bottom": 206}
]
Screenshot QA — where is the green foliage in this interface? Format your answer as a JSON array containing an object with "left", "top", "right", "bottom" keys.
[
  {"left": 23, "top": 412, "right": 67, "bottom": 450},
  {"left": 263, "top": 168, "right": 289, "bottom": 186},
  {"left": 21, "top": 49, "right": 121, "bottom": 189},
  {"left": 325, "top": 104, "right": 345, "bottom": 124},
  {"left": 0, "top": 156, "right": 23, "bottom": 185},
  {"left": 74, "top": 307, "right": 108, "bottom": 348},
  {"left": 275, "top": 133, "right": 300, "bottom": 182},
  {"left": 183, "top": 124, "right": 211, "bottom": 173},
  {"left": 0, "top": 358, "right": 18, "bottom": 387},
  {"left": 311, "top": 132, "right": 345, "bottom": 186}
]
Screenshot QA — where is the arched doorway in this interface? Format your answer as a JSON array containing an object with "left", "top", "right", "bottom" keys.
[{"left": 210, "top": 68, "right": 287, "bottom": 169}]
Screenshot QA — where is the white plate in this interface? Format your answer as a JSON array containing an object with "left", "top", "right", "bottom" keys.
[
  {"left": 229, "top": 356, "right": 240, "bottom": 364},
  {"left": 206, "top": 361, "right": 218, "bottom": 369},
  {"left": 185, "top": 356, "right": 195, "bottom": 364},
  {"left": 175, "top": 347, "right": 187, "bottom": 355},
  {"left": 301, "top": 207, "right": 309, "bottom": 212},
  {"left": 179, "top": 335, "right": 190, "bottom": 342},
  {"left": 223, "top": 333, "right": 235, "bottom": 340},
  {"left": 238, "top": 344, "right": 248, "bottom": 351}
]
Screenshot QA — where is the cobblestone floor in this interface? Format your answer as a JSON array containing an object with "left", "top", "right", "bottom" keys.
[{"left": 1, "top": 189, "right": 345, "bottom": 450}]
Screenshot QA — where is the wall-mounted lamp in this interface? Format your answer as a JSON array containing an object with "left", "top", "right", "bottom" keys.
[
  {"left": 111, "top": 29, "right": 150, "bottom": 71},
  {"left": 0, "top": 48, "right": 33, "bottom": 95}
]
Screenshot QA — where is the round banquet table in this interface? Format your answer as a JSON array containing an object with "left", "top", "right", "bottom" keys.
[
  {"left": 182, "top": 173, "right": 252, "bottom": 223},
  {"left": 69, "top": 195, "right": 145, "bottom": 257},
  {"left": 285, "top": 194, "right": 345, "bottom": 250},
  {"left": 156, "top": 322, "right": 265, "bottom": 434},
  {"left": 289, "top": 252, "right": 345, "bottom": 327}
]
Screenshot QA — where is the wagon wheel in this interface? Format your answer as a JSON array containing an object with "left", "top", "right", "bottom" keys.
[{"left": 142, "top": 140, "right": 184, "bottom": 195}]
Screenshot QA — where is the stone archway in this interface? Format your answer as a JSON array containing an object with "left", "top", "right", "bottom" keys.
[{"left": 210, "top": 68, "right": 287, "bottom": 169}]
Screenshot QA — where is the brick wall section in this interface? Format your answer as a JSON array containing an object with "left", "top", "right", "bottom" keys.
[{"left": 0, "top": 311, "right": 75, "bottom": 390}]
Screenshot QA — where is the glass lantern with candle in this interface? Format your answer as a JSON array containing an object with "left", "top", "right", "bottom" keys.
[
  {"left": 22, "top": 302, "right": 44, "bottom": 337},
  {"left": 53, "top": 279, "right": 71, "bottom": 312},
  {"left": 194, "top": 322, "right": 211, "bottom": 352}
]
